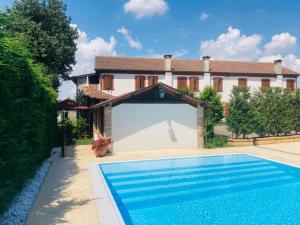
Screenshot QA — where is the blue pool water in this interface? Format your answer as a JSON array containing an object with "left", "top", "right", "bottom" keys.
[{"left": 99, "top": 154, "right": 300, "bottom": 225}]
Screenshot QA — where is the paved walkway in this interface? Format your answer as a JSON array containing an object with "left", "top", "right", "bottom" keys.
[{"left": 26, "top": 142, "right": 300, "bottom": 225}]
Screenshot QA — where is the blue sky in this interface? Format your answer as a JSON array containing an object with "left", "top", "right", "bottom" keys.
[{"left": 2, "top": 0, "right": 300, "bottom": 99}]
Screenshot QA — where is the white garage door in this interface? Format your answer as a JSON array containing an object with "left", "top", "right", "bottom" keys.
[{"left": 112, "top": 103, "right": 197, "bottom": 152}]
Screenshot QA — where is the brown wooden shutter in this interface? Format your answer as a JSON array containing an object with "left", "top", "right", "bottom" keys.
[
  {"left": 102, "top": 75, "right": 107, "bottom": 90},
  {"left": 261, "top": 79, "right": 270, "bottom": 89},
  {"left": 141, "top": 76, "right": 145, "bottom": 88},
  {"left": 135, "top": 76, "right": 140, "bottom": 90},
  {"left": 102, "top": 75, "right": 113, "bottom": 90},
  {"left": 111, "top": 75, "right": 114, "bottom": 90},
  {"left": 189, "top": 77, "right": 199, "bottom": 91},
  {"left": 177, "top": 77, "right": 187, "bottom": 89},
  {"left": 238, "top": 78, "right": 247, "bottom": 87},
  {"left": 213, "top": 78, "right": 223, "bottom": 92},
  {"left": 148, "top": 76, "right": 158, "bottom": 86},
  {"left": 286, "top": 79, "right": 295, "bottom": 91}
]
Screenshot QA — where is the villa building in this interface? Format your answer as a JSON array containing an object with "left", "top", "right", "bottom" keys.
[
  {"left": 72, "top": 55, "right": 299, "bottom": 104},
  {"left": 71, "top": 55, "right": 299, "bottom": 152}
]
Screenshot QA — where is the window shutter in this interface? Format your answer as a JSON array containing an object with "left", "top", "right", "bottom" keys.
[
  {"left": 261, "top": 79, "right": 270, "bottom": 88},
  {"left": 238, "top": 78, "right": 247, "bottom": 87},
  {"left": 213, "top": 78, "right": 223, "bottom": 92},
  {"left": 111, "top": 75, "right": 114, "bottom": 90},
  {"left": 189, "top": 77, "right": 199, "bottom": 91},
  {"left": 102, "top": 75, "right": 107, "bottom": 90},
  {"left": 154, "top": 76, "right": 158, "bottom": 84},
  {"left": 286, "top": 80, "right": 295, "bottom": 91},
  {"left": 135, "top": 76, "right": 140, "bottom": 90},
  {"left": 177, "top": 77, "right": 187, "bottom": 89},
  {"left": 141, "top": 76, "right": 145, "bottom": 88}
]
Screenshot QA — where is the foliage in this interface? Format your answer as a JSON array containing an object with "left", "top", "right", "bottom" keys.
[
  {"left": 6, "top": 0, "right": 78, "bottom": 88},
  {"left": 227, "top": 87, "right": 298, "bottom": 138},
  {"left": 75, "top": 138, "right": 92, "bottom": 146},
  {"left": 199, "top": 87, "right": 224, "bottom": 142},
  {"left": 178, "top": 87, "right": 194, "bottom": 97},
  {"left": 205, "top": 135, "right": 228, "bottom": 148},
  {"left": 0, "top": 27, "right": 57, "bottom": 213},
  {"left": 57, "top": 117, "right": 88, "bottom": 145},
  {"left": 251, "top": 88, "right": 295, "bottom": 137},
  {"left": 226, "top": 86, "right": 255, "bottom": 138},
  {"left": 294, "top": 89, "right": 300, "bottom": 134}
]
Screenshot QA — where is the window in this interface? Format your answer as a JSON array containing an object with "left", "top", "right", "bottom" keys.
[
  {"left": 177, "top": 77, "right": 188, "bottom": 89},
  {"left": 261, "top": 79, "right": 270, "bottom": 89},
  {"left": 148, "top": 76, "right": 158, "bottom": 86},
  {"left": 189, "top": 77, "right": 199, "bottom": 91},
  {"left": 135, "top": 75, "right": 146, "bottom": 90},
  {"left": 102, "top": 74, "right": 114, "bottom": 90},
  {"left": 286, "top": 79, "right": 295, "bottom": 91},
  {"left": 213, "top": 77, "right": 223, "bottom": 92},
  {"left": 238, "top": 78, "right": 247, "bottom": 87}
]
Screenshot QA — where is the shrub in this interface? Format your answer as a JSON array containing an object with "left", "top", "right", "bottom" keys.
[
  {"left": 226, "top": 86, "right": 255, "bottom": 138},
  {"left": 294, "top": 89, "right": 300, "bottom": 134},
  {"left": 178, "top": 87, "right": 195, "bottom": 97},
  {"left": 199, "top": 87, "right": 224, "bottom": 143}
]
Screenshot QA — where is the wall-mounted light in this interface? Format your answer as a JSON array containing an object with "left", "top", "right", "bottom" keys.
[{"left": 159, "top": 86, "right": 165, "bottom": 98}]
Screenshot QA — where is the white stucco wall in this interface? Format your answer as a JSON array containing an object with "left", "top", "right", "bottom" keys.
[
  {"left": 112, "top": 103, "right": 198, "bottom": 152},
  {"left": 77, "top": 73, "right": 298, "bottom": 103}
]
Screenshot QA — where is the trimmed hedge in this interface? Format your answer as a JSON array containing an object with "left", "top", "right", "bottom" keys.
[
  {"left": 227, "top": 86, "right": 300, "bottom": 138},
  {"left": 0, "top": 31, "right": 57, "bottom": 213}
]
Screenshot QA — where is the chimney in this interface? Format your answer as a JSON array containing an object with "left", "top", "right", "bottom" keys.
[
  {"left": 164, "top": 54, "right": 173, "bottom": 86},
  {"left": 202, "top": 56, "right": 210, "bottom": 72},
  {"left": 274, "top": 59, "right": 282, "bottom": 75}
]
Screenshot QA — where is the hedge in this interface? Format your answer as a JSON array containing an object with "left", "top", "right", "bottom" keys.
[
  {"left": 0, "top": 31, "right": 57, "bottom": 213},
  {"left": 227, "top": 86, "right": 300, "bottom": 138}
]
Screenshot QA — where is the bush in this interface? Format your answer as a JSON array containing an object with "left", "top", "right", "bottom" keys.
[
  {"left": 205, "top": 135, "right": 228, "bottom": 148},
  {"left": 227, "top": 86, "right": 299, "bottom": 138},
  {"left": 226, "top": 86, "right": 255, "bottom": 138},
  {"left": 57, "top": 117, "right": 88, "bottom": 145},
  {"left": 178, "top": 87, "right": 195, "bottom": 97},
  {"left": 0, "top": 29, "right": 57, "bottom": 213},
  {"left": 199, "top": 87, "right": 224, "bottom": 143}
]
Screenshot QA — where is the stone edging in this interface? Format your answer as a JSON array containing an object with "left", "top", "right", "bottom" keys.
[
  {"left": 229, "top": 134, "right": 300, "bottom": 146},
  {"left": 0, "top": 147, "right": 61, "bottom": 225}
]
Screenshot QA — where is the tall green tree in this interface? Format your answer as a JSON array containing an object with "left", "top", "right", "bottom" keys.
[
  {"left": 199, "top": 87, "right": 223, "bottom": 143},
  {"left": 226, "top": 86, "right": 254, "bottom": 138},
  {"left": 6, "top": 0, "right": 78, "bottom": 88}
]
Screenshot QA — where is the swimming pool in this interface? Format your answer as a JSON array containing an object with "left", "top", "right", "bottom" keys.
[{"left": 99, "top": 154, "right": 300, "bottom": 225}]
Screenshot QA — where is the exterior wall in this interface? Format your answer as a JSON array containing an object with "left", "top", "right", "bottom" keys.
[
  {"left": 111, "top": 103, "right": 199, "bottom": 152},
  {"left": 76, "top": 73, "right": 298, "bottom": 103},
  {"left": 57, "top": 110, "right": 77, "bottom": 122},
  {"left": 211, "top": 76, "right": 277, "bottom": 102},
  {"left": 102, "top": 73, "right": 165, "bottom": 96}
]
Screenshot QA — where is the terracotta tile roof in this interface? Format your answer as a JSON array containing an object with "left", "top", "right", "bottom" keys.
[
  {"left": 58, "top": 99, "right": 87, "bottom": 110},
  {"left": 82, "top": 85, "right": 115, "bottom": 100},
  {"left": 94, "top": 56, "right": 298, "bottom": 76}
]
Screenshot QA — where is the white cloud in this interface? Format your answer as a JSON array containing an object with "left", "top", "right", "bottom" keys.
[
  {"left": 124, "top": 0, "right": 168, "bottom": 19},
  {"left": 117, "top": 27, "right": 142, "bottom": 50},
  {"left": 264, "top": 32, "right": 297, "bottom": 54},
  {"left": 199, "top": 27, "right": 300, "bottom": 73},
  {"left": 200, "top": 12, "right": 209, "bottom": 21},
  {"left": 59, "top": 24, "right": 117, "bottom": 100},
  {"left": 200, "top": 27, "right": 262, "bottom": 61}
]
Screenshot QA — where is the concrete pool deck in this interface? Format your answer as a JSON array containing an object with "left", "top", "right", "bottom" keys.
[{"left": 26, "top": 142, "right": 300, "bottom": 225}]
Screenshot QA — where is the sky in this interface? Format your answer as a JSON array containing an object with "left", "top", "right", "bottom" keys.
[{"left": 1, "top": 0, "right": 300, "bottom": 100}]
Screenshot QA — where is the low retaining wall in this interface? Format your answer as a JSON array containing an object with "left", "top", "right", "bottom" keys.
[
  {"left": 229, "top": 134, "right": 300, "bottom": 147},
  {"left": 0, "top": 147, "right": 61, "bottom": 225}
]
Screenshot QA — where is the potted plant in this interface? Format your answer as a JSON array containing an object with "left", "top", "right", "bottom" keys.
[{"left": 92, "top": 136, "right": 112, "bottom": 157}]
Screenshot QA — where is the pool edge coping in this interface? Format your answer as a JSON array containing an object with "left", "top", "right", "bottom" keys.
[{"left": 88, "top": 164, "right": 126, "bottom": 225}]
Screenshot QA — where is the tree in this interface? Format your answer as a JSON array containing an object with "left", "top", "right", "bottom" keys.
[
  {"left": 199, "top": 87, "right": 223, "bottom": 142},
  {"left": 6, "top": 0, "right": 78, "bottom": 88},
  {"left": 178, "top": 87, "right": 194, "bottom": 97},
  {"left": 226, "top": 86, "right": 254, "bottom": 138}
]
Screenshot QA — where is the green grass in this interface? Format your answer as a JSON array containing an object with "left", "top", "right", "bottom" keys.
[
  {"left": 74, "top": 138, "right": 92, "bottom": 146},
  {"left": 205, "top": 135, "right": 229, "bottom": 148}
]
